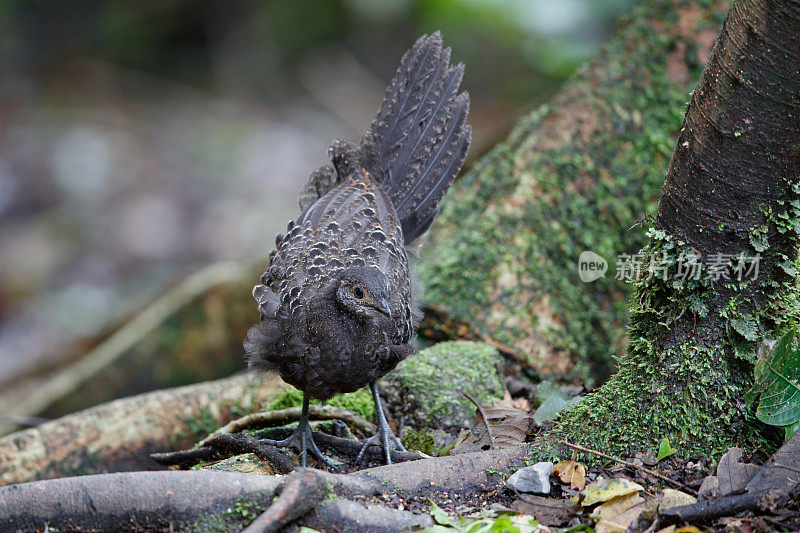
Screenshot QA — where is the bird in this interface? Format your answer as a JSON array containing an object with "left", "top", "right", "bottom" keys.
[{"left": 243, "top": 31, "right": 470, "bottom": 467}]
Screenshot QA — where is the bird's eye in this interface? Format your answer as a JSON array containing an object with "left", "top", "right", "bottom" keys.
[{"left": 353, "top": 287, "right": 365, "bottom": 300}]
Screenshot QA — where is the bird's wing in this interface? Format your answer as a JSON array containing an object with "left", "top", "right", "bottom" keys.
[{"left": 300, "top": 170, "right": 402, "bottom": 251}]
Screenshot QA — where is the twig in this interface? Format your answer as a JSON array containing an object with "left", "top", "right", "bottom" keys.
[
  {"left": 562, "top": 441, "right": 698, "bottom": 496},
  {"left": 660, "top": 488, "right": 786, "bottom": 525},
  {"left": 1, "top": 262, "right": 244, "bottom": 420},
  {"left": 150, "top": 446, "right": 218, "bottom": 468},
  {"left": 150, "top": 435, "right": 297, "bottom": 473},
  {"left": 199, "top": 405, "right": 377, "bottom": 447},
  {"left": 242, "top": 470, "right": 327, "bottom": 533},
  {"left": 773, "top": 463, "right": 800, "bottom": 476},
  {"left": 464, "top": 393, "right": 495, "bottom": 448},
  {"left": 0, "top": 415, "right": 50, "bottom": 427}
]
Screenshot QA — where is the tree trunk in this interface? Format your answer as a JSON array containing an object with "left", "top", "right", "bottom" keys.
[
  {"left": 554, "top": 0, "right": 800, "bottom": 458},
  {"left": 416, "top": 0, "right": 730, "bottom": 382}
]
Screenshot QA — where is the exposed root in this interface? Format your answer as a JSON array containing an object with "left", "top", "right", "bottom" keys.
[
  {"left": 153, "top": 429, "right": 421, "bottom": 472},
  {"left": 199, "top": 404, "right": 377, "bottom": 448},
  {"left": 2, "top": 448, "right": 527, "bottom": 531},
  {"left": 242, "top": 469, "right": 327, "bottom": 532},
  {"left": 207, "top": 434, "right": 298, "bottom": 474}
]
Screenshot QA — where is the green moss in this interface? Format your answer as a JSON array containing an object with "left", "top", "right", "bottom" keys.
[
  {"left": 417, "top": 0, "right": 727, "bottom": 382},
  {"left": 385, "top": 341, "right": 505, "bottom": 430},
  {"left": 268, "top": 386, "right": 375, "bottom": 421},
  {"left": 188, "top": 491, "right": 272, "bottom": 532},
  {"left": 175, "top": 405, "right": 222, "bottom": 445},
  {"left": 401, "top": 428, "right": 437, "bottom": 455},
  {"left": 552, "top": 227, "right": 793, "bottom": 461}
]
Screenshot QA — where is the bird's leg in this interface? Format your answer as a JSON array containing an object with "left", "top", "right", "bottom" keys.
[
  {"left": 258, "top": 394, "right": 334, "bottom": 468},
  {"left": 356, "top": 381, "right": 406, "bottom": 464}
]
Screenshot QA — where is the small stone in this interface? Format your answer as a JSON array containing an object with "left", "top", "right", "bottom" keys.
[
  {"left": 489, "top": 503, "right": 511, "bottom": 512},
  {"left": 506, "top": 462, "right": 554, "bottom": 494}
]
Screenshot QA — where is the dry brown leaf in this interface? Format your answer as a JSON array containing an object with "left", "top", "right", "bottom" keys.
[
  {"left": 497, "top": 388, "right": 515, "bottom": 407},
  {"left": 641, "top": 488, "right": 698, "bottom": 520},
  {"left": 450, "top": 394, "right": 531, "bottom": 454},
  {"left": 513, "top": 397, "right": 531, "bottom": 412},
  {"left": 553, "top": 459, "right": 586, "bottom": 490},
  {"left": 512, "top": 495, "right": 579, "bottom": 527},
  {"left": 593, "top": 492, "right": 644, "bottom": 533},
  {"left": 717, "top": 447, "right": 758, "bottom": 496}
]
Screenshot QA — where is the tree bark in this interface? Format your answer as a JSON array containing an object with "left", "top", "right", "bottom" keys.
[
  {"left": 416, "top": 0, "right": 730, "bottom": 382},
  {"left": 554, "top": 0, "right": 800, "bottom": 458}
]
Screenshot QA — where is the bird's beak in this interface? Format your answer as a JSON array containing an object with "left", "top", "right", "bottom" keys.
[{"left": 374, "top": 298, "right": 392, "bottom": 318}]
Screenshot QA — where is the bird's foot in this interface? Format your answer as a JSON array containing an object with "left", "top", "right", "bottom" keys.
[
  {"left": 355, "top": 418, "right": 406, "bottom": 465},
  {"left": 259, "top": 421, "right": 335, "bottom": 469}
]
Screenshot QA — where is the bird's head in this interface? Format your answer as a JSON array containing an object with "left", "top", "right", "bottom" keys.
[{"left": 335, "top": 266, "right": 391, "bottom": 321}]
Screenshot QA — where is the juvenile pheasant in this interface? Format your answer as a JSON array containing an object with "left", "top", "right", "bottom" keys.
[{"left": 244, "top": 32, "right": 470, "bottom": 466}]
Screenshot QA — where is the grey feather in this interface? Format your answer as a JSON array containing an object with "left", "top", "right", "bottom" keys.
[{"left": 360, "top": 31, "right": 471, "bottom": 244}]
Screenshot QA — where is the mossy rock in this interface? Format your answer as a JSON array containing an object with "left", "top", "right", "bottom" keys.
[{"left": 381, "top": 341, "right": 505, "bottom": 431}]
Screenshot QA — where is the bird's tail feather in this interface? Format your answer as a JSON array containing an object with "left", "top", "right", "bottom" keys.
[{"left": 360, "top": 32, "right": 471, "bottom": 244}]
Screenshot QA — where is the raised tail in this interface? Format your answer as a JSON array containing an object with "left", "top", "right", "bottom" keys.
[{"left": 360, "top": 32, "right": 471, "bottom": 244}]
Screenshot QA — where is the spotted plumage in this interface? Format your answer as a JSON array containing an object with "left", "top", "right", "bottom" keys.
[{"left": 244, "top": 32, "right": 470, "bottom": 466}]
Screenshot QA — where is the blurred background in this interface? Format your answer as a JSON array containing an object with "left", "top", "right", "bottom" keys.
[{"left": 0, "top": 0, "right": 632, "bottom": 429}]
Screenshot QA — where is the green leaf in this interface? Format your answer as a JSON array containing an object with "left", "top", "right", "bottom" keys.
[
  {"left": 533, "top": 389, "right": 581, "bottom": 423},
  {"left": 430, "top": 501, "right": 458, "bottom": 527},
  {"left": 419, "top": 526, "right": 457, "bottom": 533},
  {"left": 560, "top": 525, "right": 597, "bottom": 532},
  {"left": 463, "top": 521, "right": 491, "bottom": 533},
  {"left": 748, "top": 330, "right": 800, "bottom": 428},
  {"left": 786, "top": 421, "right": 800, "bottom": 441},
  {"left": 487, "top": 516, "right": 521, "bottom": 533},
  {"left": 656, "top": 437, "right": 677, "bottom": 461}
]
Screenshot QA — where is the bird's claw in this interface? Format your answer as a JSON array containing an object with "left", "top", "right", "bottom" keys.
[
  {"left": 259, "top": 423, "right": 335, "bottom": 468},
  {"left": 355, "top": 420, "right": 406, "bottom": 465}
]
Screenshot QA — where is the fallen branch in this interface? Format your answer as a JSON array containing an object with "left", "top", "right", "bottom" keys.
[
  {"left": 206, "top": 433, "right": 297, "bottom": 474},
  {"left": 0, "top": 373, "right": 285, "bottom": 487},
  {"left": 660, "top": 488, "right": 788, "bottom": 525},
  {"left": 242, "top": 469, "right": 327, "bottom": 532},
  {"left": 150, "top": 446, "right": 219, "bottom": 468},
  {"left": 199, "top": 404, "right": 377, "bottom": 447},
  {"left": 359, "top": 446, "right": 528, "bottom": 492},
  {"left": 0, "top": 262, "right": 246, "bottom": 425},
  {"left": 0, "top": 471, "right": 283, "bottom": 531},
  {"left": 301, "top": 498, "right": 434, "bottom": 532},
  {"left": 0, "top": 447, "right": 528, "bottom": 530},
  {"left": 562, "top": 440, "right": 698, "bottom": 496}
]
